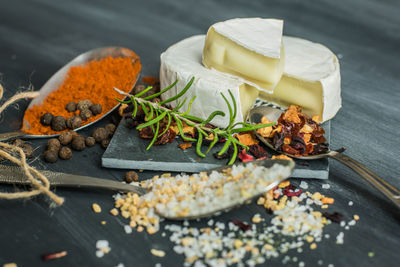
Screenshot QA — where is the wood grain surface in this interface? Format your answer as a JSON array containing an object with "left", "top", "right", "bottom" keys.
[{"left": 0, "top": 0, "right": 399, "bottom": 266}]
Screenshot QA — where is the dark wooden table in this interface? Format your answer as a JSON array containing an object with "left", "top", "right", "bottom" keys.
[{"left": 0, "top": 0, "right": 399, "bottom": 266}]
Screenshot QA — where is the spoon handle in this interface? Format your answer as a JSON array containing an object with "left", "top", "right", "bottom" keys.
[
  {"left": 0, "top": 131, "right": 27, "bottom": 142},
  {"left": 328, "top": 151, "right": 400, "bottom": 209}
]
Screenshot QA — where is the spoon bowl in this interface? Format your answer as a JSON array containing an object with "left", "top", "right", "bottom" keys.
[
  {"left": 249, "top": 105, "right": 400, "bottom": 208},
  {"left": 0, "top": 47, "right": 140, "bottom": 141}
]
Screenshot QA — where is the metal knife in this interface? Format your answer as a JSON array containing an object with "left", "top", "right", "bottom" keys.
[{"left": 0, "top": 165, "right": 147, "bottom": 195}]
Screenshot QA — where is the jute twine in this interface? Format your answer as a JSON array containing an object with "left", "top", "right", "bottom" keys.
[{"left": 0, "top": 83, "right": 64, "bottom": 205}]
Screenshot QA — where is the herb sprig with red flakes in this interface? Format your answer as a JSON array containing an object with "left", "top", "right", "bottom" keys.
[
  {"left": 115, "top": 77, "right": 275, "bottom": 164},
  {"left": 257, "top": 105, "right": 329, "bottom": 157}
]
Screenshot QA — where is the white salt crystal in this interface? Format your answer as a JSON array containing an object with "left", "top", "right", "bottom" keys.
[
  {"left": 124, "top": 225, "right": 133, "bottom": 234},
  {"left": 348, "top": 201, "right": 353, "bottom": 206},
  {"left": 299, "top": 181, "right": 308, "bottom": 189},
  {"left": 322, "top": 184, "right": 330, "bottom": 189},
  {"left": 96, "top": 240, "right": 109, "bottom": 249}
]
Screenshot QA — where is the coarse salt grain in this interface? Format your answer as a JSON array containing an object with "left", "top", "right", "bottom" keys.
[
  {"left": 322, "top": 184, "right": 330, "bottom": 189},
  {"left": 299, "top": 181, "right": 308, "bottom": 189},
  {"left": 92, "top": 203, "right": 101, "bottom": 213},
  {"left": 124, "top": 225, "right": 133, "bottom": 234},
  {"left": 151, "top": 249, "right": 166, "bottom": 257},
  {"left": 348, "top": 201, "right": 353, "bottom": 206}
]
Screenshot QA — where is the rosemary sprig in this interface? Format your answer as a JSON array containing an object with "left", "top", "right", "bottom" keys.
[{"left": 115, "top": 78, "right": 275, "bottom": 165}]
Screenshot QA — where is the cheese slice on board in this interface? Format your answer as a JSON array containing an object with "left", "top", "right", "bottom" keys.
[
  {"left": 202, "top": 18, "right": 285, "bottom": 93},
  {"left": 259, "top": 36, "right": 341, "bottom": 122},
  {"left": 160, "top": 35, "right": 259, "bottom": 128}
]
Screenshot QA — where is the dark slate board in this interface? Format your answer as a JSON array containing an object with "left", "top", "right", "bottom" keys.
[{"left": 102, "top": 117, "right": 330, "bottom": 179}]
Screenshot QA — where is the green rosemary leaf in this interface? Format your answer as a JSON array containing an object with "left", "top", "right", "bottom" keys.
[
  {"left": 158, "top": 112, "right": 172, "bottom": 137},
  {"left": 205, "top": 132, "right": 219, "bottom": 154},
  {"left": 147, "top": 112, "right": 160, "bottom": 150},
  {"left": 173, "top": 115, "right": 196, "bottom": 142},
  {"left": 231, "top": 122, "right": 254, "bottom": 128},
  {"left": 139, "top": 102, "right": 149, "bottom": 118},
  {"left": 148, "top": 103, "right": 154, "bottom": 121},
  {"left": 137, "top": 110, "right": 168, "bottom": 130},
  {"left": 228, "top": 90, "right": 237, "bottom": 122},
  {"left": 134, "top": 86, "right": 153, "bottom": 98},
  {"left": 159, "top": 77, "right": 194, "bottom": 105},
  {"left": 228, "top": 139, "right": 238, "bottom": 165},
  {"left": 196, "top": 132, "right": 206, "bottom": 157},
  {"left": 231, "top": 136, "right": 249, "bottom": 150},
  {"left": 202, "top": 110, "right": 225, "bottom": 125},
  {"left": 218, "top": 137, "right": 232, "bottom": 156},
  {"left": 115, "top": 97, "right": 132, "bottom": 104},
  {"left": 180, "top": 96, "right": 196, "bottom": 116},
  {"left": 142, "top": 79, "right": 178, "bottom": 100},
  {"left": 183, "top": 114, "right": 204, "bottom": 123},
  {"left": 221, "top": 92, "right": 234, "bottom": 129},
  {"left": 175, "top": 97, "right": 187, "bottom": 111},
  {"left": 132, "top": 99, "right": 138, "bottom": 118},
  {"left": 230, "top": 122, "right": 276, "bottom": 134}
]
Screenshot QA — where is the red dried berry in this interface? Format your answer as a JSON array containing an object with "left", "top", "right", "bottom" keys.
[
  {"left": 232, "top": 220, "right": 251, "bottom": 232},
  {"left": 238, "top": 149, "right": 254, "bottom": 162}
]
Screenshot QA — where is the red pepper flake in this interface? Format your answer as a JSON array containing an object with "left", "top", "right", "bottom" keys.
[
  {"left": 238, "top": 149, "right": 254, "bottom": 162},
  {"left": 323, "top": 212, "right": 344, "bottom": 223},
  {"left": 232, "top": 220, "right": 251, "bottom": 232},
  {"left": 42, "top": 251, "right": 68, "bottom": 261},
  {"left": 256, "top": 156, "right": 268, "bottom": 161},
  {"left": 283, "top": 184, "right": 303, "bottom": 197}
]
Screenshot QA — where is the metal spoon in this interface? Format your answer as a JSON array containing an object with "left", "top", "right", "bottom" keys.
[
  {"left": 0, "top": 47, "right": 140, "bottom": 141},
  {"left": 249, "top": 105, "right": 400, "bottom": 209},
  {"left": 0, "top": 159, "right": 294, "bottom": 219}
]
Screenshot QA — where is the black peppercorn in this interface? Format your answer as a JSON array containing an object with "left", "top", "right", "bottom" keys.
[
  {"left": 65, "top": 102, "right": 77, "bottom": 112},
  {"left": 77, "top": 100, "right": 92, "bottom": 111},
  {"left": 47, "top": 138, "right": 61, "bottom": 151},
  {"left": 43, "top": 150, "right": 58, "bottom": 163},
  {"left": 100, "top": 139, "right": 110, "bottom": 149},
  {"left": 105, "top": 123, "right": 116, "bottom": 136},
  {"left": 79, "top": 109, "right": 93, "bottom": 121},
  {"left": 92, "top": 128, "right": 108, "bottom": 143},
  {"left": 124, "top": 117, "right": 136, "bottom": 129},
  {"left": 125, "top": 171, "right": 139, "bottom": 183},
  {"left": 40, "top": 113, "right": 54, "bottom": 126},
  {"left": 51, "top": 116, "right": 67, "bottom": 131},
  {"left": 59, "top": 147, "right": 72, "bottom": 160},
  {"left": 85, "top": 136, "right": 96, "bottom": 147},
  {"left": 71, "top": 135, "right": 85, "bottom": 151},
  {"left": 90, "top": 104, "right": 102, "bottom": 115},
  {"left": 59, "top": 131, "right": 73, "bottom": 145},
  {"left": 66, "top": 116, "right": 82, "bottom": 130}
]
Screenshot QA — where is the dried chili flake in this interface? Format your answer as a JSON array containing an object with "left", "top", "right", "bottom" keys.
[
  {"left": 42, "top": 251, "right": 67, "bottom": 261},
  {"left": 178, "top": 142, "right": 193, "bottom": 150},
  {"left": 323, "top": 212, "right": 344, "bottom": 223},
  {"left": 282, "top": 184, "right": 303, "bottom": 197},
  {"left": 238, "top": 149, "right": 254, "bottom": 162},
  {"left": 232, "top": 220, "right": 251, "bottom": 232}
]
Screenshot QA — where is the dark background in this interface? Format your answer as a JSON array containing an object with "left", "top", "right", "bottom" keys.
[{"left": 0, "top": 0, "right": 399, "bottom": 266}]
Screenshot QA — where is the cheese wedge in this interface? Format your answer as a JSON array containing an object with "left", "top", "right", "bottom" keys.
[
  {"left": 202, "top": 18, "right": 285, "bottom": 93},
  {"left": 259, "top": 36, "right": 341, "bottom": 122},
  {"left": 160, "top": 35, "right": 259, "bottom": 128}
]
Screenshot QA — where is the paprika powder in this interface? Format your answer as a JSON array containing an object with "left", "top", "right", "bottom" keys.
[{"left": 22, "top": 55, "right": 141, "bottom": 135}]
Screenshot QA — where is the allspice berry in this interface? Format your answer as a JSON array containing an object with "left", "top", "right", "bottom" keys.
[
  {"left": 125, "top": 171, "right": 139, "bottom": 183},
  {"left": 80, "top": 109, "right": 93, "bottom": 121},
  {"left": 47, "top": 138, "right": 61, "bottom": 151},
  {"left": 77, "top": 100, "right": 92, "bottom": 111},
  {"left": 40, "top": 112, "right": 54, "bottom": 126},
  {"left": 51, "top": 116, "right": 67, "bottom": 131},
  {"left": 105, "top": 123, "right": 116, "bottom": 136},
  {"left": 90, "top": 104, "right": 102, "bottom": 115},
  {"left": 21, "top": 144, "right": 34, "bottom": 158},
  {"left": 59, "top": 131, "right": 73, "bottom": 145},
  {"left": 85, "top": 136, "right": 96, "bottom": 147},
  {"left": 66, "top": 116, "right": 82, "bottom": 130},
  {"left": 43, "top": 150, "right": 58, "bottom": 163},
  {"left": 66, "top": 102, "right": 77, "bottom": 112},
  {"left": 13, "top": 139, "right": 25, "bottom": 147},
  {"left": 92, "top": 128, "right": 108, "bottom": 142},
  {"left": 71, "top": 135, "right": 86, "bottom": 151},
  {"left": 59, "top": 147, "right": 72, "bottom": 160},
  {"left": 100, "top": 139, "right": 110, "bottom": 149}
]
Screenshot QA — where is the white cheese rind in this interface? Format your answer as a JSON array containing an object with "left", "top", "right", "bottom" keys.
[
  {"left": 260, "top": 36, "right": 341, "bottom": 122},
  {"left": 202, "top": 18, "right": 285, "bottom": 93},
  {"left": 160, "top": 35, "right": 258, "bottom": 128},
  {"left": 212, "top": 18, "right": 283, "bottom": 58}
]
